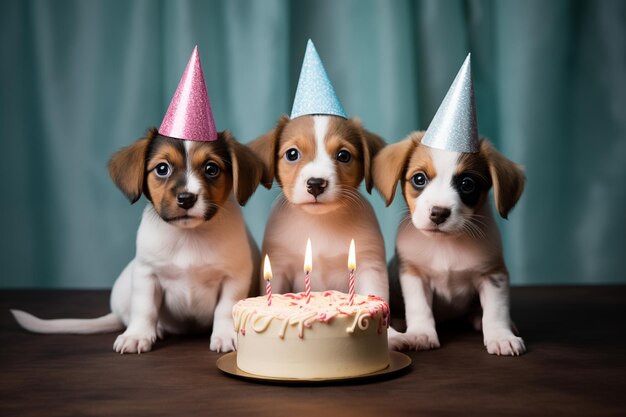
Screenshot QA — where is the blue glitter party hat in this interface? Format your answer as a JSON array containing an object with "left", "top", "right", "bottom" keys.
[
  {"left": 422, "top": 54, "right": 479, "bottom": 154},
  {"left": 290, "top": 40, "right": 347, "bottom": 120}
]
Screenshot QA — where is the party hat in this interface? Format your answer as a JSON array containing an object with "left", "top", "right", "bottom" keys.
[
  {"left": 159, "top": 46, "right": 218, "bottom": 141},
  {"left": 422, "top": 54, "right": 479, "bottom": 153},
  {"left": 290, "top": 39, "right": 347, "bottom": 120}
]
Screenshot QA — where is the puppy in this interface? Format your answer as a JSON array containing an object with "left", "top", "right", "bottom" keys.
[
  {"left": 250, "top": 115, "right": 389, "bottom": 300},
  {"left": 374, "top": 131, "right": 526, "bottom": 355},
  {"left": 11, "top": 128, "right": 263, "bottom": 353}
]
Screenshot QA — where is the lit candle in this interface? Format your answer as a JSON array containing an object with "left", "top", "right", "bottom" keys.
[
  {"left": 303, "top": 238, "right": 312, "bottom": 304},
  {"left": 263, "top": 254, "right": 273, "bottom": 306},
  {"left": 348, "top": 239, "right": 356, "bottom": 305}
]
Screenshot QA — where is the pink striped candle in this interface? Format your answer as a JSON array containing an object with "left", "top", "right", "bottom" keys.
[
  {"left": 263, "top": 255, "right": 273, "bottom": 306},
  {"left": 303, "top": 238, "right": 312, "bottom": 304},
  {"left": 348, "top": 239, "right": 356, "bottom": 305}
]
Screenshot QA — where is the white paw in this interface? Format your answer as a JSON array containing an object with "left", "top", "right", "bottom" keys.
[
  {"left": 484, "top": 330, "right": 526, "bottom": 356},
  {"left": 210, "top": 328, "right": 237, "bottom": 353},
  {"left": 113, "top": 332, "right": 156, "bottom": 354},
  {"left": 388, "top": 327, "right": 440, "bottom": 351}
]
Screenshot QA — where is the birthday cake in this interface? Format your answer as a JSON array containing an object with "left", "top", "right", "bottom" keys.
[{"left": 232, "top": 290, "right": 390, "bottom": 379}]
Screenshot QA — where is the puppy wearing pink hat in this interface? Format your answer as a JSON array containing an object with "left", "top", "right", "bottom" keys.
[{"left": 12, "top": 47, "right": 264, "bottom": 354}]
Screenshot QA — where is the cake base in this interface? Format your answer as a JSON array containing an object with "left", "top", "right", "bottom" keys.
[
  {"left": 233, "top": 291, "right": 391, "bottom": 379},
  {"left": 216, "top": 351, "right": 411, "bottom": 384}
]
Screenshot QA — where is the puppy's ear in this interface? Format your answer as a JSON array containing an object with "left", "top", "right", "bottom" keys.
[
  {"left": 480, "top": 140, "right": 525, "bottom": 219},
  {"left": 372, "top": 132, "right": 421, "bottom": 206},
  {"left": 248, "top": 115, "right": 289, "bottom": 188},
  {"left": 222, "top": 131, "right": 264, "bottom": 206},
  {"left": 349, "top": 118, "right": 386, "bottom": 193},
  {"left": 108, "top": 128, "right": 156, "bottom": 203}
]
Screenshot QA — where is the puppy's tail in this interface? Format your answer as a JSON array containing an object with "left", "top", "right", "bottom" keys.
[{"left": 10, "top": 310, "right": 124, "bottom": 334}]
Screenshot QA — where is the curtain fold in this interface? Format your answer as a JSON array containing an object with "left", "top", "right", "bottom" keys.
[{"left": 1, "top": 0, "right": 624, "bottom": 287}]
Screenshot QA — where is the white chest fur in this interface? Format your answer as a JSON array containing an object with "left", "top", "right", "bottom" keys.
[
  {"left": 263, "top": 194, "right": 387, "bottom": 296},
  {"left": 131, "top": 201, "right": 253, "bottom": 327},
  {"left": 396, "top": 204, "right": 503, "bottom": 307}
]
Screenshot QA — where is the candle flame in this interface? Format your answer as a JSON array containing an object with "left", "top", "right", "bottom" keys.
[
  {"left": 263, "top": 254, "right": 272, "bottom": 281},
  {"left": 304, "top": 238, "right": 312, "bottom": 273},
  {"left": 348, "top": 239, "right": 356, "bottom": 271}
]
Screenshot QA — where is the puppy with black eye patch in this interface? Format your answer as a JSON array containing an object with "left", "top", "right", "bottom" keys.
[
  {"left": 374, "top": 55, "right": 526, "bottom": 356},
  {"left": 374, "top": 131, "right": 525, "bottom": 355},
  {"left": 11, "top": 128, "right": 263, "bottom": 354}
]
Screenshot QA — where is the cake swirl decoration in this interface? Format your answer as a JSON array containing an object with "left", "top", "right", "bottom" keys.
[{"left": 233, "top": 290, "right": 390, "bottom": 339}]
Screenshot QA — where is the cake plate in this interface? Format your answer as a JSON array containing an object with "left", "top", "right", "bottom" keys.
[{"left": 216, "top": 351, "right": 411, "bottom": 384}]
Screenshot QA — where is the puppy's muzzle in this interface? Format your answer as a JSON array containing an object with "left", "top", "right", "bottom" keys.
[
  {"left": 306, "top": 177, "right": 328, "bottom": 198},
  {"left": 176, "top": 192, "right": 198, "bottom": 209},
  {"left": 430, "top": 206, "right": 451, "bottom": 225}
]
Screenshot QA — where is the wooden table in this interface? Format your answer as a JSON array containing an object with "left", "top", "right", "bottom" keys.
[{"left": 1, "top": 287, "right": 624, "bottom": 417}]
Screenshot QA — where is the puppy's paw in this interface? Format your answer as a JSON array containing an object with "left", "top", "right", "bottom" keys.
[
  {"left": 484, "top": 330, "right": 526, "bottom": 356},
  {"left": 388, "top": 327, "right": 440, "bottom": 351},
  {"left": 387, "top": 327, "right": 405, "bottom": 350},
  {"left": 210, "top": 328, "right": 237, "bottom": 353},
  {"left": 113, "top": 332, "right": 156, "bottom": 354}
]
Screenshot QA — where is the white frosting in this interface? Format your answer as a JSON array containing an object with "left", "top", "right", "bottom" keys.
[{"left": 233, "top": 291, "right": 390, "bottom": 379}]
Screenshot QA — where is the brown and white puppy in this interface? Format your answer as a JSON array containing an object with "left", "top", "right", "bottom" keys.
[
  {"left": 11, "top": 128, "right": 263, "bottom": 354},
  {"left": 250, "top": 115, "right": 389, "bottom": 300},
  {"left": 374, "top": 131, "right": 526, "bottom": 355}
]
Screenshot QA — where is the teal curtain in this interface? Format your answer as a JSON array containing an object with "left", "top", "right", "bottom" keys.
[{"left": 1, "top": 0, "right": 624, "bottom": 288}]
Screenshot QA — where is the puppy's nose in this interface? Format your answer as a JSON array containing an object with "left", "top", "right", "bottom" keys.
[
  {"left": 306, "top": 178, "right": 328, "bottom": 198},
  {"left": 176, "top": 192, "right": 197, "bottom": 209},
  {"left": 430, "top": 206, "right": 451, "bottom": 225}
]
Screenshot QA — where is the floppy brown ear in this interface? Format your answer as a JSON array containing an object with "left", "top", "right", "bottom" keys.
[
  {"left": 349, "top": 118, "right": 386, "bottom": 193},
  {"left": 480, "top": 140, "right": 525, "bottom": 219},
  {"left": 372, "top": 132, "right": 422, "bottom": 206},
  {"left": 248, "top": 115, "right": 289, "bottom": 189},
  {"left": 223, "top": 131, "right": 264, "bottom": 206},
  {"left": 108, "top": 128, "right": 156, "bottom": 203}
]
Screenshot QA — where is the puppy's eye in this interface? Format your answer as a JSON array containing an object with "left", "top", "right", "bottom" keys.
[
  {"left": 336, "top": 150, "right": 352, "bottom": 163},
  {"left": 204, "top": 162, "right": 220, "bottom": 178},
  {"left": 411, "top": 172, "right": 428, "bottom": 189},
  {"left": 460, "top": 177, "right": 476, "bottom": 194},
  {"left": 285, "top": 148, "right": 300, "bottom": 162},
  {"left": 155, "top": 163, "right": 171, "bottom": 178}
]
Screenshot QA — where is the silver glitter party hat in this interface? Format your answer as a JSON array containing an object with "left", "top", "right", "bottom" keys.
[{"left": 421, "top": 54, "right": 479, "bottom": 153}]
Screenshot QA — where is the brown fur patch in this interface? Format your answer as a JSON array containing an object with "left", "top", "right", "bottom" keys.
[
  {"left": 401, "top": 142, "right": 437, "bottom": 214},
  {"left": 481, "top": 257, "right": 509, "bottom": 283},
  {"left": 223, "top": 131, "right": 264, "bottom": 205},
  {"left": 457, "top": 151, "right": 490, "bottom": 182},
  {"left": 373, "top": 131, "right": 423, "bottom": 206},
  {"left": 275, "top": 116, "right": 316, "bottom": 201},
  {"left": 479, "top": 140, "right": 525, "bottom": 218},
  {"left": 146, "top": 143, "right": 186, "bottom": 172},
  {"left": 353, "top": 119, "right": 386, "bottom": 192},
  {"left": 108, "top": 128, "right": 158, "bottom": 203},
  {"left": 250, "top": 115, "right": 385, "bottom": 203},
  {"left": 324, "top": 117, "right": 365, "bottom": 189},
  {"left": 453, "top": 147, "right": 493, "bottom": 210},
  {"left": 248, "top": 115, "right": 289, "bottom": 188},
  {"left": 188, "top": 143, "right": 227, "bottom": 173}
]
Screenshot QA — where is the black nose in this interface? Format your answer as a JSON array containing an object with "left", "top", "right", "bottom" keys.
[
  {"left": 430, "top": 206, "right": 451, "bottom": 225},
  {"left": 306, "top": 178, "right": 328, "bottom": 198},
  {"left": 176, "top": 192, "right": 197, "bottom": 209}
]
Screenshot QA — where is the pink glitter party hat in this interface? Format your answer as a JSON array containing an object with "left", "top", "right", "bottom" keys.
[{"left": 159, "top": 46, "right": 218, "bottom": 141}]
